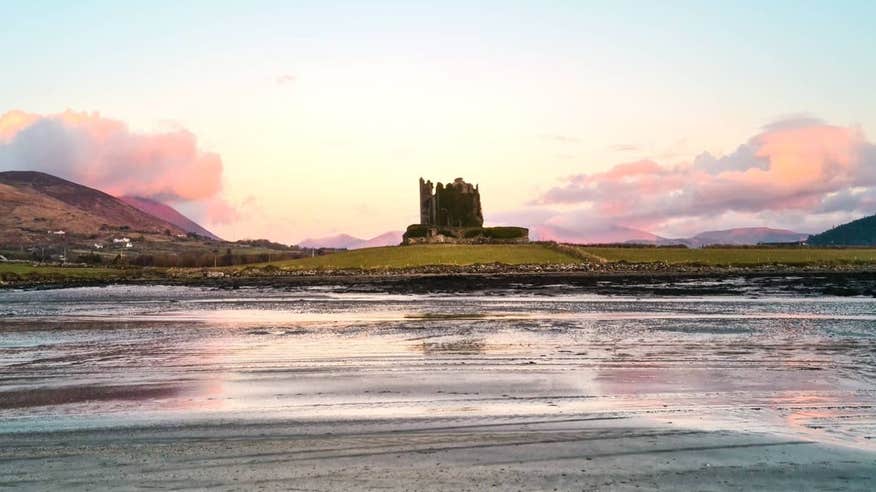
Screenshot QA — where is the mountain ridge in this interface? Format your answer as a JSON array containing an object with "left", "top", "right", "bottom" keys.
[
  {"left": 299, "top": 231, "right": 403, "bottom": 249},
  {"left": 807, "top": 214, "right": 876, "bottom": 246},
  {"left": 119, "top": 196, "right": 220, "bottom": 240},
  {"left": 0, "top": 171, "right": 190, "bottom": 245}
]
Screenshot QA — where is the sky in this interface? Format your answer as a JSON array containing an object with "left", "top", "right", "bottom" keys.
[{"left": 1, "top": 1, "right": 875, "bottom": 243}]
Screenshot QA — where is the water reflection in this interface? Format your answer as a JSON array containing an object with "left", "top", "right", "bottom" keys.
[{"left": 0, "top": 286, "right": 874, "bottom": 451}]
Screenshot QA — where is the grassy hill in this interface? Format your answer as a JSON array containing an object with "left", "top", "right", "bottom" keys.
[
  {"left": 265, "top": 244, "right": 581, "bottom": 270},
  {"left": 7, "top": 243, "right": 876, "bottom": 287},
  {"left": 807, "top": 214, "right": 876, "bottom": 246},
  {"left": 258, "top": 243, "right": 876, "bottom": 271},
  {"left": 0, "top": 171, "right": 187, "bottom": 246},
  {"left": 579, "top": 246, "right": 876, "bottom": 266}
]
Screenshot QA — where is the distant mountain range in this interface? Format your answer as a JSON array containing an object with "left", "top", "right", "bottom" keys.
[
  {"left": 5, "top": 170, "right": 876, "bottom": 250},
  {"left": 807, "top": 214, "right": 876, "bottom": 246},
  {"left": 299, "top": 231, "right": 403, "bottom": 249},
  {"left": 666, "top": 227, "right": 809, "bottom": 247},
  {"left": 119, "top": 196, "right": 221, "bottom": 240},
  {"left": 533, "top": 224, "right": 809, "bottom": 247},
  {"left": 533, "top": 224, "right": 661, "bottom": 245},
  {"left": 303, "top": 225, "right": 810, "bottom": 249}
]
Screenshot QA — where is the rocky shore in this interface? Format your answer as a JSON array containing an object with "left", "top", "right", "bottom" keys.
[{"left": 4, "top": 261, "right": 876, "bottom": 297}]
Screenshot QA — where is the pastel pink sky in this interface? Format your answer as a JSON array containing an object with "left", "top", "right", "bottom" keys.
[
  {"left": 523, "top": 119, "right": 876, "bottom": 240},
  {"left": 2, "top": 109, "right": 875, "bottom": 243},
  {"left": 2, "top": 3, "right": 876, "bottom": 243},
  {"left": 0, "top": 110, "right": 236, "bottom": 224}
]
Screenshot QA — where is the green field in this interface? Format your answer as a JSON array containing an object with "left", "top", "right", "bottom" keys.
[
  {"left": 266, "top": 244, "right": 580, "bottom": 270},
  {"left": 578, "top": 247, "right": 876, "bottom": 266},
  {"left": 0, "top": 263, "right": 125, "bottom": 281},
  {"left": 5, "top": 244, "right": 876, "bottom": 285},
  {"left": 262, "top": 244, "right": 876, "bottom": 271}
]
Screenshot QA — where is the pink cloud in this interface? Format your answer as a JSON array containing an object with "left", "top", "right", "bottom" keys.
[
  {"left": 0, "top": 109, "right": 236, "bottom": 225},
  {"left": 534, "top": 118, "right": 876, "bottom": 235},
  {"left": 0, "top": 110, "right": 225, "bottom": 202}
]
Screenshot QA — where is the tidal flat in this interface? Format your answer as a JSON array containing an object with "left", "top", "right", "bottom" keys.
[{"left": 1, "top": 281, "right": 875, "bottom": 490}]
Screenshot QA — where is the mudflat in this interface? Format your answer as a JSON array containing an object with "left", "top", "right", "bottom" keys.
[
  {"left": 3, "top": 417, "right": 874, "bottom": 490},
  {"left": 1, "top": 283, "right": 874, "bottom": 490}
]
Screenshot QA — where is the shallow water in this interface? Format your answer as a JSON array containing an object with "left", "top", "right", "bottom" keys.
[{"left": 1, "top": 284, "right": 874, "bottom": 451}]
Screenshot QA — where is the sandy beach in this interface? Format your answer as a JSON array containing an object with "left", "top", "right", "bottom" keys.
[
  {"left": 1, "top": 282, "right": 875, "bottom": 490},
  {"left": 3, "top": 416, "right": 874, "bottom": 490}
]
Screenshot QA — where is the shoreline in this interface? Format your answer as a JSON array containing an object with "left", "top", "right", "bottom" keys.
[{"left": 4, "top": 266, "right": 876, "bottom": 296}]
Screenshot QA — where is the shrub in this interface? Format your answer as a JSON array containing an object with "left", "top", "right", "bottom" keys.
[
  {"left": 483, "top": 227, "right": 528, "bottom": 240},
  {"left": 404, "top": 224, "right": 429, "bottom": 238}
]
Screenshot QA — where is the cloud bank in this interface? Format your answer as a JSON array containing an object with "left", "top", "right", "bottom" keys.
[
  {"left": 0, "top": 110, "right": 236, "bottom": 223},
  {"left": 523, "top": 118, "right": 876, "bottom": 239}
]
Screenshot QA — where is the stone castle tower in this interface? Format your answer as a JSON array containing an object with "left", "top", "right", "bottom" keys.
[
  {"left": 419, "top": 177, "right": 483, "bottom": 227},
  {"left": 419, "top": 178, "right": 436, "bottom": 225}
]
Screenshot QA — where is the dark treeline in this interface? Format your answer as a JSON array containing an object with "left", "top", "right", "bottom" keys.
[{"left": 122, "top": 251, "right": 305, "bottom": 268}]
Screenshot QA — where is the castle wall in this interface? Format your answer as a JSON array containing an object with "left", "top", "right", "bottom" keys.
[
  {"left": 419, "top": 178, "right": 435, "bottom": 225},
  {"left": 420, "top": 177, "right": 483, "bottom": 228}
]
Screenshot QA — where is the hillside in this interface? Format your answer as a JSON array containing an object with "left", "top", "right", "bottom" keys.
[
  {"left": 808, "top": 214, "right": 876, "bottom": 246},
  {"left": 120, "top": 196, "right": 220, "bottom": 240},
  {"left": 265, "top": 243, "right": 580, "bottom": 270},
  {"left": 245, "top": 243, "right": 876, "bottom": 274},
  {"left": 0, "top": 171, "right": 186, "bottom": 246}
]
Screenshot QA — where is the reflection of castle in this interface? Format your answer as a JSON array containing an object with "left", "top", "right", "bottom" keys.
[{"left": 419, "top": 177, "right": 484, "bottom": 227}]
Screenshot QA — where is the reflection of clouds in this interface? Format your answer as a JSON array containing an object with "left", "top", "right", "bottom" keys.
[
  {"left": 7, "top": 291, "right": 876, "bottom": 450},
  {"left": 770, "top": 391, "right": 876, "bottom": 450}
]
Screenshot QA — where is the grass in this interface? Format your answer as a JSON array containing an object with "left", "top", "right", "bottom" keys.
[
  {"left": 578, "top": 247, "right": 876, "bottom": 266},
  {"left": 0, "top": 263, "right": 124, "bottom": 281},
  {"left": 251, "top": 244, "right": 876, "bottom": 272},
  {"left": 264, "top": 244, "right": 580, "bottom": 270},
  {"left": 6, "top": 244, "right": 876, "bottom": 284}
]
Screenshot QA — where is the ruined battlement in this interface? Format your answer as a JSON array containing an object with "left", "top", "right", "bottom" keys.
[
  {"left": 419, "top": 177, "right": 483, "bottom": 228},
  {"left": 407, "top": 177, "right": 528, "bottom": 245}
]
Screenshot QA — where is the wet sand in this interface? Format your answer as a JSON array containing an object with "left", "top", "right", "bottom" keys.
[
  {"left": 1, "top": 284, "right": 875, "bottom": 489},
  {"left": 2, "top": 417, "right": 875, "bottom": 490}
]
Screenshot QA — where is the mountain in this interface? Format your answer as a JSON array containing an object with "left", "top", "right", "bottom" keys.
[
  {"left": 299, "top": 231, "right": 403, "bottom": 249},
  {"left": 807, "top": 215, "right": 876, "bottom": 246},
  {"left": 358, "top": 231, "right": 404, "bottom": 248},
  {"left": 0, "top": 171, "right": 186, "bottom": 246},
  {"left": 532, "top": 224, "right": 665, "bottom": 244},
  {"left": 530, "top": 223, "right": 807, "bottom": 247},
  {"left": 686, "top": 227, "right": 808, "bottom": 246},
  {"left": 299, "top": 234, "right": 362, "bottom": 249},
  {"left": 120, "top": 196, "right": 220, "bottom": 240}
]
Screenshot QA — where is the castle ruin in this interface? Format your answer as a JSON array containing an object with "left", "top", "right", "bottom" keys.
[
  {"left": 419, "top": 177, "right": 484, "bottom": 227},
  {"left": 405, "top": 177, "right": 528, "bottom": 244}
]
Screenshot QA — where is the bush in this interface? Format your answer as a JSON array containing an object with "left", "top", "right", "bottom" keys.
[
  {"left": 482, "top": 227, "right": 528, "bottom": 240},
  {"left": 77, "top": 252, "right": 103, "bottom": 264},
  {"left": 404, "top": 224, "right": 429, "bottom": 238}
]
